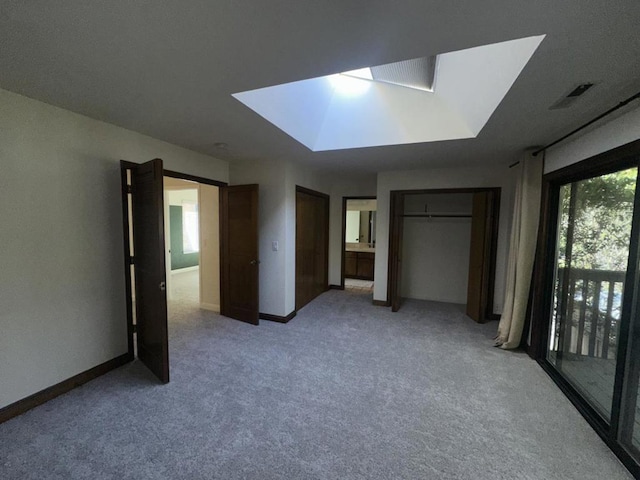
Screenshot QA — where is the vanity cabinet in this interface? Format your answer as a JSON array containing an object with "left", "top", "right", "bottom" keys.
[{"left": 345, "top": 251, "right": 375, "bottom": 280}]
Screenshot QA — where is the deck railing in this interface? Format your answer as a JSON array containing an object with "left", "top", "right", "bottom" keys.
[{"left": 554, "top": 267, "right": 626, "bottom": 360}]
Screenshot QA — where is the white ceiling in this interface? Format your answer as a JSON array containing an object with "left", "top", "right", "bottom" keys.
[{"left": 1, "top": 1, "right": 640, "bottom": 174}]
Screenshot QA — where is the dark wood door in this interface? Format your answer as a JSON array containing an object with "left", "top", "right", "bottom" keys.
[
  {"left": 130, "top": 158, "right": 169, "bottom": 383},
  {"left": 466, "top": 191, "right": 494, "bottom": 322},
  {"left": 390, "top": 193, "right": 405, "bottom": 312},
  {"left": 220, "top": 184, "right": 259, "bottom": 324},
  {"left": 295, "top": 187, "right": 329, "bottom": 310}
]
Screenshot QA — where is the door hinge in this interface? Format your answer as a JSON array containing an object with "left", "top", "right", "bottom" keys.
[
  {"left": 126, "top": 185, "right": 133, "bottom": 194},
  {"left": 132, "top": 324, "right": 137, "bottom": 334},
  {"left": 129, "top": 256, "right": 135, "bottom": 265}
]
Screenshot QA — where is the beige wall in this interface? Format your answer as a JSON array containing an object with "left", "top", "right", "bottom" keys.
[
  {"left": 199, "top": 185, "right": 220, "bottom": 312},
  {"left": 0, "top": 88, "right": 228, "bottom": 409}
]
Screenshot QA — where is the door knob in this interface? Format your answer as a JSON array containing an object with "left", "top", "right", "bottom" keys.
[
  {"left": 159, "top": 281, "right": 166, "bottom": 291},
  {"left": 250, "top": 260, "right": 261, "bottom": 265}
]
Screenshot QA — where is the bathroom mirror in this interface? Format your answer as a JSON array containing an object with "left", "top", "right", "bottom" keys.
[{"left": 345, "top": 199, "right": 377, "bottom": 245}]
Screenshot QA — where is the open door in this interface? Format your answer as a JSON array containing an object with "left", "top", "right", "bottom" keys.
[
  {"left": 466, "top": 191, "right": 497, "bottom": 322},
  {"left": 389, "top": 192, "right": 405, "bottom": 312},
  {"left": 220, "top": 184, "right": 259, "bottom": 324},
  {"left": 128, "top": 158, "right": 170, "bottom": 383}
]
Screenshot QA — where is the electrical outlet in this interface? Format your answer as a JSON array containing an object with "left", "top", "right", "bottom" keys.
[{"left": 272, "top": 241, "right": 279, "bottom": 251}]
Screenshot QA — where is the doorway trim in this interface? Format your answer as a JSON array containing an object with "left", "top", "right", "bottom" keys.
[
  {"left": 386, "top": 187, "right": 501, "bottom": 319},
  {"left": 164, "top": 169, "right": 227, "bottom": 188},
  {"left": 340, "top": 196, "right": 376, "bottom": 290}
]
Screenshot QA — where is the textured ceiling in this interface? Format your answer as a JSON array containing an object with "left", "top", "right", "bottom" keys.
[{"left": 1, "top": 1, "right": 640, "bottom": 174}]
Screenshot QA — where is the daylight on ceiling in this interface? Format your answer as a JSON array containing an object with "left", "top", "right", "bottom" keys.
[{"left": 233, "top": 35, "right": 546, "bottom": 152}]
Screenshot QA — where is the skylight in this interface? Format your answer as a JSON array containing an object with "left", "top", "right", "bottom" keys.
[
  {"left": 342, "top": 68, "right": 373, "bottom": 80},
  {"left": 232, "top": 35, "right": 545, "bottom": 151},
  {"left": 328, "top": 72, "right": 372, "bottom": 97}
]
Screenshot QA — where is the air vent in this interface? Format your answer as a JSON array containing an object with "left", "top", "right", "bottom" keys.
[
  {"left": 550, "top": 83, "right": 595, "bottom": 109},
  {"left": 567, "top": 83, "right": 594, "bottom": 97}
]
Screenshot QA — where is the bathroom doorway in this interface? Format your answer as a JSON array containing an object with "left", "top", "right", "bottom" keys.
[{"left": 341, "top": 197, "right": 377, "bottom": 293}]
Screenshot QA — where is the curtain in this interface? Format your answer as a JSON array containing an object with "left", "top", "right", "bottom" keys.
[{"left": 496, "top": 153, "right": 543, "bottom": 349}]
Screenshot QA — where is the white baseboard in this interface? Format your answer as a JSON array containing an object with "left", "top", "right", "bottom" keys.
[
  {"left": 171, "top": 266, "right": 199, "bottom": 274},
  {"left": 200, "top": 302, "right": 220, "bottom": 313}
]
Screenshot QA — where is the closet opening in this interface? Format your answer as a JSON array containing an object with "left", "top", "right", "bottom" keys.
[{"left": 387, "top": 188, "right": 500, "bottom": 321}]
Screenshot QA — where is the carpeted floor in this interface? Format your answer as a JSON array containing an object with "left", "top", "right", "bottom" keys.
[{"left": 0, "top": 271, "right": 631, "bottom": 479}]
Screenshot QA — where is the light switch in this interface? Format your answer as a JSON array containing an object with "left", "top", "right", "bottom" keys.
[{"left": 272, "top": 241, "right": 279, "bottom": 251}]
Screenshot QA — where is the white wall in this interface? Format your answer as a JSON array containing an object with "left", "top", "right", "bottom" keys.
[
  {"left": 0, "top": 88, "right": 228, "bottom": 409},
  {"left": 230, "top": 158, "right": 376, "bottom": 316},
  {"left": 283, "top": 161, "right": 332, "bottom": 313},
  {"left": 400, "top": 193, "right": 473, "bottom": 304},
  {"left": 327, "top": 176, "right": 377, "bottom": 286},
  {"left": 374, "top": 165, "right": 515, "bottom": 314},
  {"left": 229, "top": 158, "right": 289, "bottom": 317},
  {"left": 167, "top": 189, "right": 198, "bottom": 206},
  {"left": 544, "top": 104, "right": 640, "bottom": 173},
  {"left": 230, "top": 158, "right": 331, "bottom": 316}
]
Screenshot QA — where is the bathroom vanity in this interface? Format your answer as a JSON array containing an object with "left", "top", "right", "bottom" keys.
[{"left": 345, "top": 246, "right": 375, "bottom": 280}]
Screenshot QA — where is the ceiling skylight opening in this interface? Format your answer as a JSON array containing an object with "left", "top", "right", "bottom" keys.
[
  {"left": 328, "top": 72, "right": 372, "bottom": 97},
  {"left": 342, "top": 67, "right": 373, "bottom": 80},
  {"left": 232, "top": 35, "right": 546, "bottom": 151}
]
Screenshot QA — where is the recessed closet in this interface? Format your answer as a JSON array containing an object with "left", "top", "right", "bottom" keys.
[{"left": 388, "top": 188, "right": 500, "bottom": 321}]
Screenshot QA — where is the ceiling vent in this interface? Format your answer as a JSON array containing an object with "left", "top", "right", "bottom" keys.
[{"left": 549, "top": 83, "right": 595, "bottom": 109}]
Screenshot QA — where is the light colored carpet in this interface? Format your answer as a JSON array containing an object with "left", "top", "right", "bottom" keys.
[{"left": 0, "top": 278, "right": 631, "bottom": 479}]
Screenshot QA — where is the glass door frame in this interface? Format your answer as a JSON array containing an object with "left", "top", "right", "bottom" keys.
[{"left": 529, "top": 139, "right": 640, "bottom": 477}]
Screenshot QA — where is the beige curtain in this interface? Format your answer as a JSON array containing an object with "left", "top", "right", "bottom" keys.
[{"left": 496, "top": 153, "right": 543, "bottom": 349}]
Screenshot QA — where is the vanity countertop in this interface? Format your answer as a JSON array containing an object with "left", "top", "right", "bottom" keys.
[{"left": 345, "top": 247, "right": 376, "bottom": 253}]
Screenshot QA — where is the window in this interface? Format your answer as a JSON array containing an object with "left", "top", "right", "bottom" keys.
[{"left": 182, "top": 201, "right": 199, "bottom": 253}]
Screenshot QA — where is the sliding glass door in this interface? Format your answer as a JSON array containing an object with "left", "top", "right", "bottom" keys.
[
  {"left": 547, "top": 167, "right": 637, "bottom": 420},
  {"left": 537, "top": 142, "right": 640, "bottom": 476}
]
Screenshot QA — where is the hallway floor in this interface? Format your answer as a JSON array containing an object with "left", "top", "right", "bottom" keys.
[{"left": 344, "top": 277, "right": 374, "bottom": 292}]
